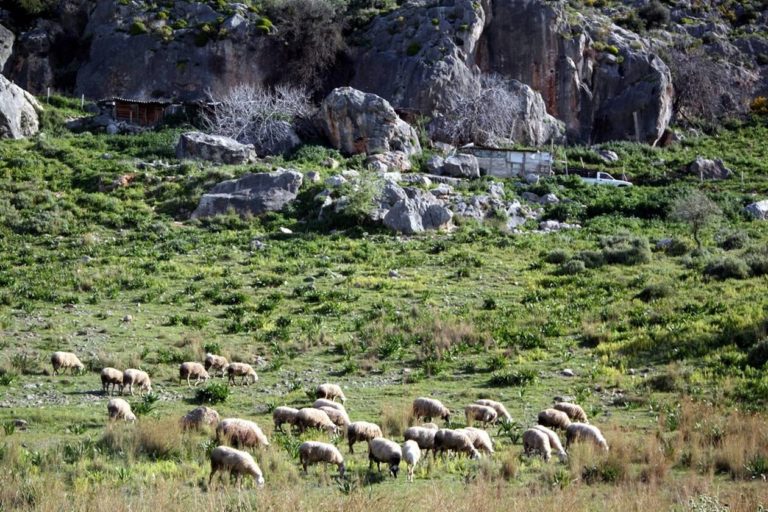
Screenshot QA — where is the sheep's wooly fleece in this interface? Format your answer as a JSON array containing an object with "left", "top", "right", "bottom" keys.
[{"left": 210, "top": 446, "right": 265, "bottom": 485}]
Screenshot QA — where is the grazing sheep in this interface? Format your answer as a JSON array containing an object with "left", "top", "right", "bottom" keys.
[
  {"left": 403, "top": 426, "right": 438, "bottom": 457},
  {"left": 369, "top": 438, "right": 402, "bottom": 478},
  {"left": 421, "top": 423, "right": 439, "bottom": 430},
  {"left": 565, "top": 423, "right": 609, "bottom": 452},
  {"left": 179, "top": 362, "right": 210, "bottom": 387},
  {"left": 295, "top": 408, "right": 338, "bottom": 435},
  {"left": 100, "top": 367, "right": 123, "bottom": 395},
  {"left": 347, "top": 421, "right": 383, "bottom": 454},
  {"left": 209, "top": 445, "right": 264, "bottom": 487},
  {"left": 204, "top": 353, "right": 229, "bottom": 378},
  {"left": 412, "top": 397, "right": 451, "bottom": 424},
  {"left": 122, "top": 369, "right": 152, "bottom": 396},
  {"left": 272, "top": 406, "right": 299, "bottom": 433},
  {"left": 554, "top": 402, "right": 588, "bottom": 423},
  {"left": 537, "top": 408, "right": 572, "bottom": 430},
  {"left": 402, "top": 440, "right": 421, "bottom": 483},
  {"left": 216, "top": 418, "right": 270, "bottom": 449},
  {"left": 298, "top": 441, "right": 345, "bottom": 476},
  {"left": 464, "top": 404, "right": 498, "bottom": 427},
  {"left": 474, "top": 399, "right": 513, "bottom": 423},
  {"left": 532, "top": 425, "right": 567, "bottom": 462},
  {"left": 319, "top": 406, "right": 350, "bottom": 428},
  {"left": 180, "top": 406, "right": 220, "bottom": 430},
  {"left": 312, "top": 398, "right": 346, "bottom": 412},
  {"left": 316, "top": 383, "right": 347, "bottom": 403},
  {"left": 523, "top": 428, "right": 552, "bottom": 461},
  {"left": 459, "top": 427, "right": 494, "bottom": 455},
  {"left": 51, "top": 351, "right": 84, "bottom": 376},
  {"left": 107, "top": 398, "right": 136, "bottom": 422},
  {"left": 226, "top": 362, "right": 258, "bottom": 386},
  {"left": 434, "top": 429, "right": 480, "bottom": 459}
]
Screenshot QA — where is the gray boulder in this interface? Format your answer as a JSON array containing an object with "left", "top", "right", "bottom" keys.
[
  {"left": 442, "top": 154, "right": 480, "bottom": 179},
  {"left": 0, "top": 23, "right": 13, "bottom": 69},
  {"left": 745, "top": 200, "right": 768, "bottom": 220},
  {"left": 598, "top": 149, "right": 619, "bottom": 163},
  {"left": 539, "top": 193, "right": 560, "bottom": 205},
  {"left": 383, "top": 194, "right": 453, "bottom": 234},
  {"left": 366, "top": 151, "right": 412, "bottom": 172},
  {"left": 0, "top": 75, "right": 41, "bottom": 139},
  {"left": 425, "top": 155, "right": 445, "bottom": 174},
  {"left": 687, "top": 156, "right": 732, "bottom": 180},
  {"left": 191, "top": 169, "right": 303, "bottom": 218},
  {"left": 176, "top": 132, "right": 256, "bottom": 165},
  {"left": 321, "top": 87, "right": 421, "bottom": 157}
]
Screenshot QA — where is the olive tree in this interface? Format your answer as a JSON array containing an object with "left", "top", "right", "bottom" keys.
[{"left": 670, "top": 189, "right": 722, "bottom": 249}]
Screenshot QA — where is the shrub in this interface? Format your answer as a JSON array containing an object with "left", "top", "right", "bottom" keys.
[
  {"left": 746, "top": 339, "right": 768, "bottom": 369},
  {"left": 129, "top": 19, "right": 149, "bottom": 35},
  {"left": 545, "top": 249, "right": 569, "bottom": 264},
  {"left": 718, "top": 231, "right": 749, "bottom": 251},
  {"left": 746, "top": 249, "right": 768, "bottom": 276},
  {"left": 132, "top": 393, "right": 159, "bottom": 416},
  {"left": 703, "top": 257, "right": 750, "bottom": 280},
  {"left": 638, "top": 0, "right": 670, "bottom": 29},
  {"left": 406, "top": 42, "right": 421, "bottom": 56},
  {"left": 600, "top": 235, "right": 651, "bottom": 265},
  {"left": 752, "top": 96, "right": 768, "bottom": 116},
  {"left": 574, "top": 250, "right": 604, "bottom": 268},
  {"left": 196, "top": 382, "right": 230, "bottom": 404},
  {"left": 559, "top": 259, "right": 586, "bottom": 275},
  {"left": 636, "top": 283, "right": 673, "bottom": 302},
  {"left": 488, "top": 368, "right": 537, "bottom": 387}
]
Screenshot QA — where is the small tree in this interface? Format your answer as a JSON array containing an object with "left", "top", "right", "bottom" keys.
[{"left": 670, "top": 190, "right": 722, "bottom": 249}]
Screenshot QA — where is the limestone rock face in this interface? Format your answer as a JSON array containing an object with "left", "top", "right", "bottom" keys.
[
  {"left": 176, "top": 132, "right": 256, "bottom": 165},
  {"left": 0, "top": 75, "right": 41, "bottom": 139},
  {"left": 442, "top": 154, "right": 480, "bottom": 179},
  {"left": 687, "top": 156, "right": 732, "bottom": 180},
  {"left": 0, "top": 24, "right": 13, "bottom": 70},
  {"left": 383, "top": 192, "right": 453, "bottom": 234}
]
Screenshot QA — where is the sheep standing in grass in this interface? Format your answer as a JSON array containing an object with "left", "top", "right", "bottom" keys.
[
  {"left": 107, "top": 398, "right": 136, "bottom": 422},
  {"left": 272, "top": 406, "right": 299, "bottom": 432},
  {"left": 100, "top": 367, "right": 123, "bottom": 395},
  {"left": 565, "top": 423, "right": 609, "bottom": 452},
  {"left": 313, "top": 398, "right": 345, "bottom": 412},
  {"left": 402, "top": 440, "right": 421, "bottom": 482},
  {"left": 179, "top": 362, "right": 210, "bottom": 387},
  {"left": 403, "top": 426, "right": 438, "bottom": 457},
  {"left": 122, "top": 369, "right": 152, "bottom": 396},
  {"left": 459, "top": 427, "right": 494, "bottom": 455},
  {"left": 532, "top": 425, "right": 567, "bottom": 462},
  {"left": 347, "top": 421, "right": 383, "bottom": 454},
  {"left": 319, "top": 406, "right": 350, "bottom": 429},
  {"left": 538, "top": 408, "right": 572, "bottom": 430},
  {"left": 216, "top": 418, "right": 270, "bottom": 449},
  {"left": 295, "top": 408, "right": 338, "bottom": 435},
  {"left": 369, "top": 438, "right": 402, "bottom": 478},
  {"left": 523, "top": 428, "right": 552, "bottom": 461},
  {"left": 316, "top": 383, "right": 346, "bottom": 403},
  {"left": 204, "top": 353, "right": 228, "bottom": 378},
  {"left": 464, "top": 404, "right": 498, "bottom": 427},
  {"left": 51, "top": 351, "right": 84, "bottom": 375},
  {"left": 421, "top": 423, "right": 439, "bottom": 430},
  {"left": 298, "top": 441, "right": 345, "bottom": 476},
  {"left": 554, "top": 402, "right": 588, "bottom": 423},
  {"left": 412, "top": 397, "right": 451, "bottom": 424},
  {"left": 181, "top": 406, "right": 220, "bottom": 430},
  {"left": 434, "top": 429, "right": 480, "bottom": 459},
  {"left": 474, "top": 399, "right": 512, "bottom": 423},
  {"left": 226, "top": 362, "right": 258, "bottom": 386},
  {"left": 209, "top": 445, "right": 264, "bottom": 487}
]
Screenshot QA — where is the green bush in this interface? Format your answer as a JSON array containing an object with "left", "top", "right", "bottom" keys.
[
  {"left": 574, "top": 251, "right": 604, "bottom": 269},
  {"left": 488, "top": 368, "right": 537, "bottom": 387},
  {"left": 406, "top": 42, "right": 422, "bottom": 56},
  {"left": 600, "top": 235, "right": 651, "bottom": 265},
  {"left": 703, "top": 257, "right": 750, "bottom": 280},
  {"left": 746, "top": 339, "right": 768, "bottom": 369},
  {"left": 638, "top": 1, "right": 670, "bottom": 29},
  {"left": 746, "top": 249, "right": 768, "bottom": 276},
  {"left": 718, "top": 231, "right": 749, "bottom": 251},
  {"left": 132, "top": 393, "right": 159, "bottom": 416},
  {"left": 559, "top": 259, "right": 586, "bottom": 275},
  {"left": 196, "top": 382, "right": 230, "bottom": 404},
  {"left": 129, "top": 19, "right": 149, "bottom": 35},
  {"left": 636, "top": 283, "right": 673, "bottom": 302},
  {"left": 545, "top": 250, "right": 569, "bottom": 264}
]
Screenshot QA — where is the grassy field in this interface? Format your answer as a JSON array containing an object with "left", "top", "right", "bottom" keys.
[{"left": 0, "top": 99, "right": 767, "bottom": 511}]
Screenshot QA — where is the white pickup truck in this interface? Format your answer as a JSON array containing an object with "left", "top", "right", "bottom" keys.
[{"left": 580, "top": 171, "right": 632, "bottom": 187}]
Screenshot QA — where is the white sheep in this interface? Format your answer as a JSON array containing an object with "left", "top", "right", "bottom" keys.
[
  {"left": 523, "top": 428, "right": 552, "bottom": 461},
  {"left": 421, "top": 423, "right": 439, "bottom": 430},
  {"left": 347, "top": 421, "right": 383, "bottom": 454},
  {"left": 565, "top": 422, "right": 609, "bottom": 452},
  {"left": 537, "top": 408, "right": 572, "bottom": 430},
  {"left": 295, "top": 408, "right": 338, "bottom": 435},
  {"left": 180, "top": 406, "right": 220, "bottom": 430},
  {"left": 319, "top": 406, "right": 350, "bottom": 428},
  {"left": 209, "top": 445, "right": 264, "bottom": 487},
  {"left": 459, "top": 427, "right": 494, "bottom": 455},
  {"left": 51, "top": 351, "right": 84, "bottom": 375},
  {"left": 100, "top": 367, "right": 123, "bottom": 395},
  {"left": 403, "top": 426, "right": 437, "bottom": 457},
  {"left": 412, "top": 397, "right": 451, "bottom": 424},
  {"left": 107, "top": 398, "right": 136, "bottom": 422},
  {"left": 226, "top": 362, "right": 258, "bottom": 386},
  {"left": 179, "top": 362, "right": 210, "bottom": 387},
  {"left": 402, "top": 440, "right": 421, "bottom": 482},
  {"left": 464, "top": 404, "right": 498, "bottom": 427},
  {"left": 474, "top": 399, "right": 513, "bottom": 423},
  {"left": 316, "top": 383, "right": 347, "bottom": 403},
  {"left": 272, "top": 406, "right": 299, "bottom": 433},
  {"left": 216, "top": 418, "right": 270, "bottom": 449},
  {"left": 204, "top": 353, "right": 228, "bottom": 378},
  {"left": 532, "top": 425, "right": 567, "bottom": 462},
  {"left": 313, "top": 398, "right": 346, "bottom": 412},
  {"left": 369, "top": 438, "right": 402, "bottom": 478},
  {"left": 298, "top": 441, "right": 345, "bottom": 476},
  {"left": 554, "top": 402, "right": 588, "bottom": 423},
  {"left": 434, "top": 429, "right": 480, "bottom": 459},
  {"left": 122, "top": 368, "right": 152, "bottom": 396}
]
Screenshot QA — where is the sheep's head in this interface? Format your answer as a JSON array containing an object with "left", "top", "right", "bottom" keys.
[
  {"left": 248, "top": 370, "right": 258, "bottom": 382},
  {"left": 338, "top": 463, "right": 346, "bottom": 477}
]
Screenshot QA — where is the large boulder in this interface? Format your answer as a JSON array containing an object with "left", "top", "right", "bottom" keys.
[
  {"left": 383, "top": 192, "right": 453, "bottom": 235},
  {"left": 366, "top": 151, "right": 412, "bottom": 173},
  {"left": 176, "top": 132, "right": 256, "bottom": 165},
  {"left": 687, "top": 156, "right": 732, "bottom": 180},
  {"left": 745, "top": 200, "right": 768, "bottom": 220},
  {"left": 191, "top": 169, "right": 303, "bottom": 218},
  {"left": 0, "top": 75, "right": 41, "bottom": 139},
  {"left": 321, "top": 87, "right": 421, "bottom": 157},
  {"left": 442, "top": 154, "right": 481, "bottom": 179},
  {"left": 0, "top": 23, "right": 13, "bottom": 70}
]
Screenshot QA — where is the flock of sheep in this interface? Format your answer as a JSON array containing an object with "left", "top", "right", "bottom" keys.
[{"left": 49, "top": 351, "right": 610, "bottom": 486}]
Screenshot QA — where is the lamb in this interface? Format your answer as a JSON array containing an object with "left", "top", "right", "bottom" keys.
[
  {"left": 100, "top": 367, "right": 123, "bottom": 395},
  {"left": 532, "top": 425, "right": 567, "bottom": 462},
  {"left": 319, "top": 406, "right": 350, "bottom": 429},
  {"left": 464, "top": 404, "right": 498, "bottom": 427},
  {"left": 215, "top": 418, "right": 270, "bottom": 449},
  {"left": 554, "top": 402, "right": 588, "bottom": 423},
  {"left": 346, "top": 421, "right": 383, "bottom": 454},
  {"left": 565, "top": 423, "right": 609, "bottom": 452},
  {"left": 204, "top": 353, "right": 228, "bottom": 378},
  {"left": 107, "top": 398, "right": 136, "bottom": 422},
  {"left": 298, "top": 441, "right": 345, "bottom": 476},
  {"left": 122, "top": 368, "right": 152, "bottom": 396},
  {"left": 412, "top": 397, "right": 451, "bottom": 424},
  {"left": 459, "top": 427, "right": 494, "bottom": 455},
  {"left": 368, "top": 438, "right": 402, "bottom": 478},
  {"left": 209, "top": 445, "right": 264, "bottom": 487},
  {"left": 474, "top": 399, "right": 513, "bottom": 423},
  {"left": 294, "top": 408, "right": 338, "bottom": 435},
  {"left": 537, "top": 408, "right": 572, "bottom": 430},
  {"left": 403, "top": 426, "right": 437, "bottom": 456},
  {"left": 179, "top": 362, "right": 210, "bottom": 387},
  {"left": 312, "top": 398, "right": 346, "bottom": 412},
  {"left": 272, "top": 406, "right": 299, "bottom": 432},
  {"left": 226, "top": 362, "right": 258, "bottom": 386},
  {"left": 433, "top": 429, "right": 480, "bottom": 459},
  {"left": 402, "top": 440, "right": 421, "bottom": 483},
  {"left": 180, "top": 406, "right": 220, "bottom": 430},
  {"left": 51, "top": 351, "right": 84, "bottom": 375},
  {"left": 316, "top": 383, "right": 347, "bottom": 403},
  {"left": 523, "top": 428, "right": 552, "bottom": 461}
]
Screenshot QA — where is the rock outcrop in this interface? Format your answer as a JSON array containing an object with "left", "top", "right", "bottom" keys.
[
  {"left": 0, "top": 75, "right": 41, "bottom": 139},
  {"left": 687, "top": 156, "right": 732, "bottom": 180},
  {"left": 745, "top": 200, "right": 768, "bottom": 220},
  {"left": 0, "top": 23, "right": 13, "bottom": 70},
  {"left": 442, "top": 154, "right": 480, "bottom": 179},
  {"left": 176, "top": 132, "right": 256, "bottom": 165}
]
